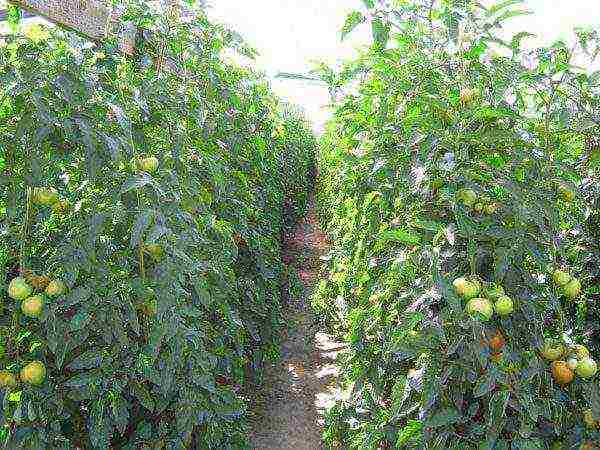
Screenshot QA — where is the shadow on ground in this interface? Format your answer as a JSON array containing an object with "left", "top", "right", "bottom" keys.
[{"left": 248, "top": 199, "right": 346, "bottom": 450}]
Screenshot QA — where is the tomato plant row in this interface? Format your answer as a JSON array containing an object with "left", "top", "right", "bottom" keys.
[
  {"left": 314, "top": 1, "right": 600, "bottom": 449},
  {"left": 0, "top": 2, "right": 316, "bottom": 448}
]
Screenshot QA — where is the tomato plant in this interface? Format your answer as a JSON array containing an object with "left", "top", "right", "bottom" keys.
[
  {"left": 0, "top": 1, "right": 315, "bottom": 448},
  {"left": 315, "top": 1, "right": 600, "bottom": 448}
]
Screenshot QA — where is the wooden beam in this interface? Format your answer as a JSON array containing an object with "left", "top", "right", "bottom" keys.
[{"left": 5, "top": 0, "right": 136, "bottom": 54}]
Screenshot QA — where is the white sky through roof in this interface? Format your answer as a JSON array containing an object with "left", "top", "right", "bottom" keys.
[
  {"left": 208, "top": 1, "right": 600, "bottom": 131},
  {"left": 1, "top": 1, "right": 599, "bottom": 130}
]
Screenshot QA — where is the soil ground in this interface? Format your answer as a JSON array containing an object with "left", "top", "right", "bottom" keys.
[{"left": 247, "top": 199, "right": 345, "bottom": 450}]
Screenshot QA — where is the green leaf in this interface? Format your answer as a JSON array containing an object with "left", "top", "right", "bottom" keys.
[
  {"left": 377, "top": 229, "right": 421, "bottom": 246},
  {"left": 486, "top": 0, "right": 525, "bottom": 17},
  {"left": 371, "top": 18, "right": 390, "bottom": 50},
  {"left": 426, "top": 408, "right": 461, "bottom": 428},
  {"left": 341, "top": 11, "right": 365, "bottom": 40}
]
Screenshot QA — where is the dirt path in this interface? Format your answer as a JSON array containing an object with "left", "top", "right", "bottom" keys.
[{"left": 247, "top": 199, "right": 345, "bottom": 450}]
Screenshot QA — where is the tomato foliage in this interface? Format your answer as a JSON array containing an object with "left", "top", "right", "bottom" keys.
[
  {"left": 314, "top": 0, "right": 600, "bottom": 448},
  {"left": 0, "top": 2, "right": 315, "bottom": 448}
]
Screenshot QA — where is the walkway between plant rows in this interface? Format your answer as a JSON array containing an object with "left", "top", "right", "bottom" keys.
[{"left": 248, "top": 197, "right": 346, "bottom": 450}]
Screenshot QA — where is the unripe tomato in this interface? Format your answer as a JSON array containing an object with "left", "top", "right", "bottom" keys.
[
  {"left": 552, "top": 269, "right": 571, "bottom": 287},
  {"left": 138, "top": 156, "right": 159, "bottom": 173},
  {"left": 463, "top": 280, "right": 481, "bottom": 300},
  {"left": 32, "top": 187, "right": 59, "bottom": 206},
  {"left": 21, "top": 295, "right": 44, "bottom": 318},
  {"left": 541, "top": 339, "right": 564, "bottom": 361},
  {"left": 573, "top": 344, "right": 590, "bottom": 359},
  {"left": 563, "top": 278, "right": 581, "bottom": 300},
  {"left": 8, "top": 277, "right": 33, "bottom": 300},
  {"left": 45, "top": 279, "right": 66, "bottom": 297},
  {"left": 466, "top": 297, "right": 493, "bottom": 321},
  {"left": 20, "top": 361, "right": 46, "bottom": 385},
  {"left": 494, "top": 295, "right": 514, "bottom": 316},
  {"left": 452, "top": 277, "right": 468, "bottom": 296},
  {"left": 576, "top": 358, "right": 598, "bottom": 378},
  {"left": 484, "top": 203, "right": 498, "bottom": 215},
  {"left": 0, "top": 370, "right": 17, "bottom": 388},
  {"left": 551, "top": 361, "right": 574, "bottom": 385},
  {"left": 457, "top": 189, "right": 478, "bottom": 207},
  {"left": 144, "top": 244, "right": 164, "bottom": 261},
  {"left": 52, "top": 199, "right": 70, "bottom": 215}
]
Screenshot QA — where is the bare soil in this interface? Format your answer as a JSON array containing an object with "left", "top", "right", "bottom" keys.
[{"left": 247, "top": 200, "right": 345, "bottom": 450}]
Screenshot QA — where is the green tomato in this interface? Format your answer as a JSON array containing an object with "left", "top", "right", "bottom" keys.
[
  {"left": 8, "top": 277, "right": 33, "bottom": 300},
  {"left": 457, "top": 189, "right": 478, "bottom": 207},
  {"left": 552, "top": 269, "right": 571, "bottom": 287},
  {"left": 541, "top": 339, "right": 564, "bottom": 361},
  {"left": 567, "top": 357, "right": 579, "bottom": 371},
  {"left": 20, "top": 361, "right": 46, "bottom": 385},
  {"left": 484, "top": 203, "right": 498, "bottom": 215},
  {"left": 494, "top": 295, "right": 514, "bottom": 316},
  {"left": 45, "top": 279, "right": 66, "bottom": 297},
  {"left": 32, "top": 187, "right": 59, "bottom": 206},
  {"left": 138, "top": 156, "right": 159, "bottom": 173},
  {"left": 21, "top": 295, "right": 44, "bottom": 318},
  {"left": 452, "top": 277, "right": 468, "bottom": 296},
  {"left": 563, "top": 278, "right": 581, "bottom": 300},
  {"left": 576, "top": 358, "right": 598, "bottom": 378},
  {"left": 0, "top": 371, "right": 17, "bottom": 388},
  {"left": 466, "top": 297, "right": 493, "bottom": 321},
  {"left": 462, "top": 280, "right": 481, "bottom": 300},
  {"left": 558, "top": 184, "right": 575, "bottom": 202}
]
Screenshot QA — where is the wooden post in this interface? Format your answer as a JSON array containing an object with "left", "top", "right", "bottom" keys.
[{"left": 6, "top": 0, "right": 137, "bottom": 54}]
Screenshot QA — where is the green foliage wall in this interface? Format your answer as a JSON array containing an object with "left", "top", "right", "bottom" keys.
[
  {"left": 315, "top": 1, "right": 600, "bottom": 449},
  {"left": 0, "top": 2, "right": 315, "bottom": 448}
]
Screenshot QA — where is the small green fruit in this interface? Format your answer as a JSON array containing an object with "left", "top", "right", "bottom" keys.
[
  {"left": 452, "top": 277, "right": 468, "bottom": 296},
  {"left": 138, "top": 156, "right": 159, "bottom": 173},
  {"left": 563, "top": 278, "right": 581, "bottom": 300},
  {"left": 558, "top": 184, "right": 575, "bottom": 202},
  {"left": 20, "top": 361, "right": 46, "bottom": 385},
  {"left": 552, "top": 269, "right": 571, "bottom": 287},
  {"left": 484, "top": 203, "right": 498, "bottom": 215},
  {"left": 584, "top": 409, "right": 599, "bottom": 428},
  {"left": 541, "top": 339, "right": 564, "bottom": 361},
  {"left": 567, "top": 357, "right": 579, "bottom": 371},
  {"left": 21, "top": 295, "right": 44, "bottom": 318},
  {"left": 32, "top": 187, "right": 59, "bottom": 206},
  {"left": 573, "top": 344, "right": 590, "bottom": 359},
  {"left": 576, "top": 358, "right": 598, "bottom": 378},
  {"left": 466, "top": 297, "right": 493, "bottom": 321},
  {"left": 45, "top": 279, "right": 66, "bottom": 297},
  {"left": 457, "top": 189, "right": 478, "bottom": 207},
  {"left": 144, "top": 244, "right": 164, "bottom": 261},
  {"left": 8, "top": 277, "right": 33, "bottom": 300},
  {"left": 494, "top": 295, "right": 514, "bottom": 316},
  {"left": 462, "top": 280, "right": 481, "bottom": 300},
  {"left": 0, "top": 370, "right": 17, "bottom": 388}
]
